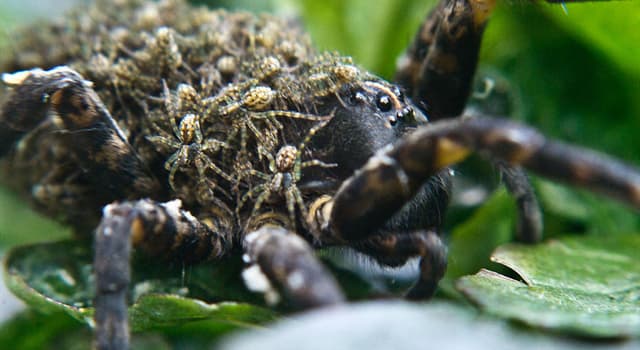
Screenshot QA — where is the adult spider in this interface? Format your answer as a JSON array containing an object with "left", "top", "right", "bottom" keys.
[{"left": 0, "top": 0, "right": 638, "bottom": 349}]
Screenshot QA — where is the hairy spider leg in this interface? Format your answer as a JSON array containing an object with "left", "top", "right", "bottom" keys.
[
  {"left": 396, "top": 0, "right": 542, "bottom": 243},
  {"left": 308, "top": 115, "right": 640, "bottom": 300},
  {"left": 95, "top": 198, "right": 233, "bottom": 350},
  {"left": 396, "top": 0, "right": 495, "bottom": 120},
  {"left": 292, "top": 118, "right": 337, "bottom": 178},
  {"left": 252, "top": 110, "right": 335, "bottom": 156},
  {"left": 327, "top": 116, "right": 640, "bottom": 244},
  {"left": 235, "top": 145, "right": 274, "bottom": 223},
  {"left": 354, "top": 230, "right": 447, "bottom": 299},
  {"left": 1, "top": 67, "right": 160, "bottom": 202},
  {"left": 242, "top": 225, "right": 345, "bottom": 308},
  {"left": 496, "top": 161, "right": 542, "bottom": 243},
  {"left": 1, "top": 67, "right": 237, "bottom": 350}
]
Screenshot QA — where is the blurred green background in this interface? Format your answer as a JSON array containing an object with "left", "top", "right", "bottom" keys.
[{"left": 1, "top": 0, "right": 639, "bottom": 348}]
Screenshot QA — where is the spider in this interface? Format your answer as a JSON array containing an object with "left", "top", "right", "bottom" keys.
[
  {"left": 146, "top": 82, "right": 232, "bottom": 194},
  {"left": 236, "top": 119, "right": 336, "bottom": 233},
  {"left": 1, "top": 1, "right": 638, "bottom": 349}
]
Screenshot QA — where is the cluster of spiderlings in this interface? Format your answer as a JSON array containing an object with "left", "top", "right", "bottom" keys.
[
  {"left": 0, "top": 0, "right": 371, "bottom": 233},
  {"left": 294, "top": 53, "right": 362, "bottom": 100}
]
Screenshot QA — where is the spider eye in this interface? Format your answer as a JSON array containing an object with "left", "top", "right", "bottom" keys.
[
  {"left": 376, "top": 94, "right": 392, "bottom": 112},
  {"left": 350, "top": 91, "right": 366, "bottom": 105}
]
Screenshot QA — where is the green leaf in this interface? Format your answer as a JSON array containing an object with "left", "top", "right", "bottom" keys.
[
  {"left": 4, "top": 240, "right": 277, "bottom": 334},
  {"left": 0, "top": 311, "right": 88, "bottom": 350},
  {"left": 439, "top": 189, "right": 515, "bottom": 297},
  {"left": 128, "top": 295, "right": 275, "bottom": 332},
  {"left": 544, "top": 1, "right": 640, "bottom": 79},
  {"left": 0, "top": 187, "right": 71, "bottom": 246},
  {"left": 0, "top": 310, "right": 184, "bottom": 350},
  {"left": 457, "top": 234, "right": 640, "bottom": 338}
]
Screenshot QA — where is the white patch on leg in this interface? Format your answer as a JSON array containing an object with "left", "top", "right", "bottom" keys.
[
  {"left": 1, "top": 69, "right": 40, "bottom": 85},
  {"left": 242, "top": 264, "right": 280, "bottom": 305},
  {"left": 286, "top": 270, "right": 305, "bottom": 291}
]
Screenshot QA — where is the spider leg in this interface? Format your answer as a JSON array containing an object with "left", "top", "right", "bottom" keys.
[
  {"left": 0, "top": 67, "right": 234, "bottom": 348},
  {"left": 162, "top": 80, "right": 181, "bottom": 137},
  {"left": 146, "top": 134, "right": 181, "bottom": 152},
  {"left": 1, "top": 67, "right": 160, "bottom": 197},
  {"left": 239, "top": 120, "right": 249, "bottom": 156},
  {"left": 193, "top": 155, "right": 233, "bottom": 205},
  {"left": 198, "top": 150, "right": 235, "bottom": 183},
  {"left": 355, "top": 230, "right": 447, "bottom": 299},
  {"left": 496, "top": 161, "right": 542, "bottom": 243},
  {"left": 95, "top": 198, "right": 233, "bottom": 350},
  {"left": 165, "top": 146, "right": 188, "bottom": 190},
  {"left": 284, "top": 185, "right": 309, "bottom": 232},
  {"left": 326, "top": 116, "right": 640, "bottom": 242},
  {"left": 395, "top": 0, "right": 543, "bottom": 241},
  {"left": 395, "top": 0, "right": 494, "bottom": 120},
  {"left": 246, "top": 115, "right": 270, "bottom": 147},
  {"left": 250, "top": 188, "right": 272, "bottom": 220},
  {"left": 242, "top": 225, "right": 344, "bottom": 308},
  {"left": 236, "top": 182, "right": 269, "bottom": 225}
]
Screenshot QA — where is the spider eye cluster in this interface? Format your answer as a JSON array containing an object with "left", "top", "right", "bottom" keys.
[
  {"left": 376, "top": 93, "right": 392, "bottom": 112},
  {"left": 350, "top": 90, "right": 367, "bottom": 105}
]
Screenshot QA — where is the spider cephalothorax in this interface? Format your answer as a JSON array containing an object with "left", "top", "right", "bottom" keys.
[{"left": 1, "top": 1, "right": 639, "bottom": 349}]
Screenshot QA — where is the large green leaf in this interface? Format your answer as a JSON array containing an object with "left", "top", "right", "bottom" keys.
[
  {"left": 4, "top": 240, "right": 277, "bottom": 334},
  {"left": 457, "top": 234, "right": 640, "bottom": 338},
  {"left": 0, "top": 310, "right": 204, "bottom": 350},
  {"left": 544, "top": 1, "right": 640, "bottom": 79}
]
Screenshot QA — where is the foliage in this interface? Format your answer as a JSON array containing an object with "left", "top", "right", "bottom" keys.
[
  {"left": 458, "top": 234, "right": 640, "bottom": 338},
  {"left": 1, "top": 0, "right": 639, "bottom": 348}
]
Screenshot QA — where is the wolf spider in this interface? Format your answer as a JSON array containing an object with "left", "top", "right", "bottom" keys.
[{"left": 1, "top": 1, "right": 639, "bottom": 349}]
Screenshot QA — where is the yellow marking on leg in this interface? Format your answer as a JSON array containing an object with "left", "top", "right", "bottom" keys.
[
  {"left": 434, "top": 138, "right": 471, "bottom": 169},
  {"left": 470, "top": 0, "right": 496, "bottom": 27},
  {"left": 130, "top": 217, "right": 145, "bottom": 246},
  {"left": 50, "top": 89, "right": 97, "bottom": 128}
]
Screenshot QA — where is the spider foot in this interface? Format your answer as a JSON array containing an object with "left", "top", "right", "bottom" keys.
[
  {"left": 94, "top": 199, "right": 233, "bottom": 350},
  {"left": 242, "top": 225, "right": 345, "bottom": 309}
]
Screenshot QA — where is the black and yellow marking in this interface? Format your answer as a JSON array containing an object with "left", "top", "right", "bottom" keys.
[
  {"left": 395, "top": 0, "right": 496, "bottom": 120},
  {"left": 330, "top": 116, "right": 640, "bottom": 241}
]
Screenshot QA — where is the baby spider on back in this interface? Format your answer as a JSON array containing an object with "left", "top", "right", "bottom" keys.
[
  {"left": 147, "top": 82, "right": 232, "bottom": 204},
  {"left": 237, "top": 119, "right": 336, "bottom": 232}
]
